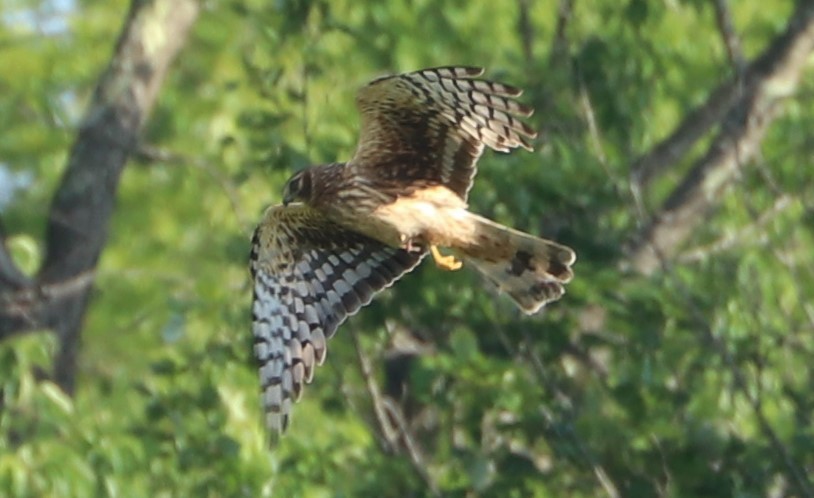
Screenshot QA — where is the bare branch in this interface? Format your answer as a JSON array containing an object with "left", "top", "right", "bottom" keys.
[
  {"left": 549, "top": 0, "right": 574, "bottom": 67},
  {"left": 630, "top": 78, "right": 741, "bottom": 191},
  {"left": 382, "top": 398, "right": 440, "bottom": 497},
  {"left": 517, "top": 0, "right": 535, "bottom": 64},
  {"left": 628, "top": 2, "right": 814, "bottom": 275},
  {"left": 350, "top": 327, "right": 401, "bottom": 451},
  {"left": 629, "top": 1, "right": 807, "bottom": 191},
  {"left": 577, "top": 77, "right": 621, "bottom": 201},
  {"left": 0, "top": 272, "right": 95, "bottom": 339},
  {"left": 350, "top": 328, "right": 440, "bottom": 496},
  {"left": 713, "top": 0, "right": 746, "bottom": 71}
]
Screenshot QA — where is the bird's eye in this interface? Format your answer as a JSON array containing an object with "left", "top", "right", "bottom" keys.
[{"left": 282, "top": 170, "right": 311, "bottom": 206}]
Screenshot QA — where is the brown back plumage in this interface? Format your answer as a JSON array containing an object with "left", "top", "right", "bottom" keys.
[{"left": 348, "top": 66, "right": 537, "bottom": 200}]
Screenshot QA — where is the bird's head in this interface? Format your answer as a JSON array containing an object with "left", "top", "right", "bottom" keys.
[{"left": 282, "top": 169, "right": 313, "bottom": 206}]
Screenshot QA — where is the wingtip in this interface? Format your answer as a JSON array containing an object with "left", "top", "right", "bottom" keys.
[
  {"left": 519, "top": 136, "right": 535, "bottom": 152},
  {"left": 517, "top": 103, "right": 535, "bottom": 118},
  {"left": 267, "top": 430, "right": 282, "bottom": 448},
  {"left": 266, "top": 412, "right": 289, "bottom": 448}
]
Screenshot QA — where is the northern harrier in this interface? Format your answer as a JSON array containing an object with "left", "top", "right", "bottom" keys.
[{"left": 250, "top": 66, "right": 575, "bottom": 441}]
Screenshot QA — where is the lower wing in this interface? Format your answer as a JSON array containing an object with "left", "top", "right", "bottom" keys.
[{"left": 250, "top": 203, "right": 423, "bottom": 443}]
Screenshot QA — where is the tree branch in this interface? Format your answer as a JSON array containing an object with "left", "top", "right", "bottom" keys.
[
  {"left": 0, "top": 0, "right": 200, "bottom": 392},
  {"left": 713, "top": 0, "right": 746, "bottom": 70},
  {"left": 0, "top": 272, "right": 95, "bottom": 339},
  {"left": 549, "top": 0, "right": 573, "bottom": 68},
  {"left": 628, "top": 2, "right": 814, "bottom": 275},
  {"left": 350, "top": 327, "right": 440, "bottom": 496},
  {"left": 629, "top": 1, "right": 810, "bottom": 191},
  {"left": 517, "top": 0, "right": 535, "bottom": 65}
]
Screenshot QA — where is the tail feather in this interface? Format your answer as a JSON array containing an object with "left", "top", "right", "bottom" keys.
[{"left": 458, "top": 215, "right": 576, "bottom": 314}]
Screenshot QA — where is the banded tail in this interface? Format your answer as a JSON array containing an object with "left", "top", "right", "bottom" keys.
[{"left": 457, "top": 214, "right": 575, "bottom": 314}]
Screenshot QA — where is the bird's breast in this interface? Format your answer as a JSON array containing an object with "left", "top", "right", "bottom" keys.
[{"left": 355, "top": 186, "right": 474, "bottom": 249}]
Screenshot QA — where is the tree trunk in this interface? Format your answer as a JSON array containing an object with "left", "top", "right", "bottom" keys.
[{"left": 0, "top": 0, "right": 199, "bottom": 393}]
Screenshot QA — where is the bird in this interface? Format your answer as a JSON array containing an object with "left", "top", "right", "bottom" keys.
[{"left": 250, "top": 66, "right": 576, "bottom": 442}]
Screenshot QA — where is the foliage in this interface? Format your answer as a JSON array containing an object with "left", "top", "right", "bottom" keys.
[{"left": 1, "top": 0, "right": 813, "bottom": 496}]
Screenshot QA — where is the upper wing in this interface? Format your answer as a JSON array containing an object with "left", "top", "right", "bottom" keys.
[
  {"left": 249, "top": 203, "right": 423, "bottom": 442},
  {"left": 348, "top": 66, "right": 537, "bottom": 200}
]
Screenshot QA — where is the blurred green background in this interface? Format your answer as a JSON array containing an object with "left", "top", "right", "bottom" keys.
[{"left": 1, "top": 0, "right": 813, "bottom": 496}]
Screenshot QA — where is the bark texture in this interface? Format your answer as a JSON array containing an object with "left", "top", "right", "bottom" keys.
[{"left": 0, "top": 0, "right": 199, "bottom": 391}]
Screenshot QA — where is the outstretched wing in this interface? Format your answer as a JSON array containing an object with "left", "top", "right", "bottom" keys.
[
  {"left": 250, "top": 203, "right": 423, "bottom": 442},
  {"left": 349, "top": 66, "right": 537, "bottom": 200}
]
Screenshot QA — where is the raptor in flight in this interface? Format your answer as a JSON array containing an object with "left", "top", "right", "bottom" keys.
[{"left": 250, "top": 66, "right": 576, "bottom": 440}]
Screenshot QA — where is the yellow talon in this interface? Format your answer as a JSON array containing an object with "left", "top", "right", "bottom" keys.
[{"left": 430, "top": 245, "right": 462, "bottom": 271}]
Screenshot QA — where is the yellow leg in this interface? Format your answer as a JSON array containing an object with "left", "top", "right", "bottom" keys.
[{"left": 430, "top": 245, "right": 462, "bottom": 271}]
